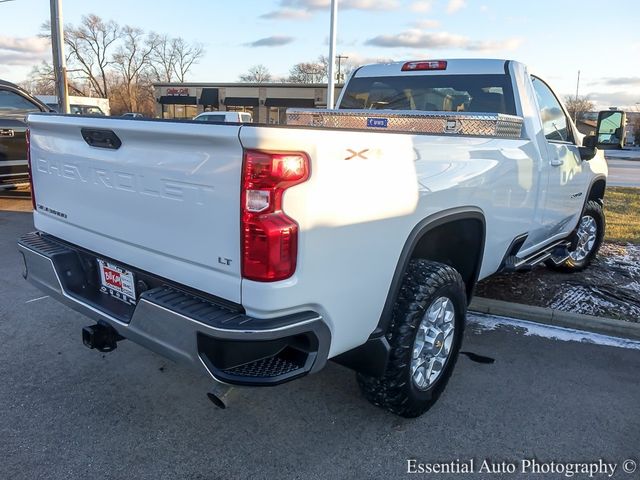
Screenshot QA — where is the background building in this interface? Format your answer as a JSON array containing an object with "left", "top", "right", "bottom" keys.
[{"left": 153, "top": 83, "right": 344, "bottom": 123}]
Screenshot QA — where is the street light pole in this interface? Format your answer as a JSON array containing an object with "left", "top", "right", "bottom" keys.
[
  {"left": 327, "top": 0, "right": 338, "bottom": 109},
  {"left": 50, "top": 0, "right": 69, "bottom": 113}
]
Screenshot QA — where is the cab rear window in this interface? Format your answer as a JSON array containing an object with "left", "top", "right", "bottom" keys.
[{"left": 339, "top": 74, "right": 516, "bottom": 115}]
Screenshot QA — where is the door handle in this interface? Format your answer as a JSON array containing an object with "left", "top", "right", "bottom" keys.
[
  {"left": 550, "top": 157, "right": 564, "bottom": 167},
  {"left": 0, "top": 129, "right": 15, "bottom": 137},
  {"left": 81, "top": 128, "right": 122, "bottom": 149}
]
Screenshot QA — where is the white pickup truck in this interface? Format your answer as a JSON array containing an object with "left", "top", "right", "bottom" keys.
[{"left": 19, "top": 59, "right": 613, "bottom": 417}]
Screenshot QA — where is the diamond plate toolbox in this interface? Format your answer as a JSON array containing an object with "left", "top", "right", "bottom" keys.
[{"left": 286, "top": 109, "right": 524, "bottom": 139}]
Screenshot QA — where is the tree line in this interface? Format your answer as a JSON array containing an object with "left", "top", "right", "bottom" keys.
[
  {"left": 238, "top": 56, "right": 358, "bottom": 84},
  {"left": 21, "top": 14, "right": 204, "bottom": 116}
]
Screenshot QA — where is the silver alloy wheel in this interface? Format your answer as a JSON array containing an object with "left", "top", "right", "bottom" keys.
[
  {"left": 411, "top": 296, "right": 455, "bottom": 390},
  {"left": 570, "top": 215, "right": 598, "bottom": 262}
]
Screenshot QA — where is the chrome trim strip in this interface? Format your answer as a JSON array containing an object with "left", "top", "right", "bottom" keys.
[
  {"left": 137, "top": 298, "right": 322, "bottom": 334},
  {"left": 0, "top": 160, "right": 28, "bottom": 166}
]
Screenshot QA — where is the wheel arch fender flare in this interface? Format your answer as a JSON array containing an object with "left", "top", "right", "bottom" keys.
[
  {"left": 586, "top": 175, "right": 607, "bottom": 206},
  {"left": 376, "top": 207, "right": 486, "bottom": 335},
  {"left": 333, "top": 208, "right": 486, "bottom": 378}
]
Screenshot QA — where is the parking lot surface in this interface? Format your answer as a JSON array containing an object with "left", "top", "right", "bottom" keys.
[
  {"left": 607, "top": 158, "right": 640, "bottom": 187},
  {"left": 1, "top": 209, "right": 639, "bottom": 479}
]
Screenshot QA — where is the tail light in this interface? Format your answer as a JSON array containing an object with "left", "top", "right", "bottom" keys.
[
  {"left": 401, "top": 60, "right": 447, "bottom": 71},
  {"left": 241, "top": 150, "right": 310, "bottom": 282},
  {"left": 26, "top": 128, "right": 36, "bottom": 210}
]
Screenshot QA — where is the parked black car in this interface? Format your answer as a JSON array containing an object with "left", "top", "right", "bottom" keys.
[{"left": 0, "top": 80, "right": 51, "bottom": 191}]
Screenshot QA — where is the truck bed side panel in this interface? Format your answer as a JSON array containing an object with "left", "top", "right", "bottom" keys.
[{"left": 239, "top": 126, "right": 538, "bottom": 356}]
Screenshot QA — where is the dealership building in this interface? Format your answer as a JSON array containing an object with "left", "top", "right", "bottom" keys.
[{"left": 153, "top": 83, "right": 344, "bottom": 123}]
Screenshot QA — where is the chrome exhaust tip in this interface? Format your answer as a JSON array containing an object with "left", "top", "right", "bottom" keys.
[{"left": 207, "top": 382, "right": 234, "bottom": 409}]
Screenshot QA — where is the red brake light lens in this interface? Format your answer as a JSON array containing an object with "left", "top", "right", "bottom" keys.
[
  {"left": 241, "top": 150, "right": 310, "bottom": 282},
  {"left": 401, "top": 60, "right": 447, "bottom": 71}
]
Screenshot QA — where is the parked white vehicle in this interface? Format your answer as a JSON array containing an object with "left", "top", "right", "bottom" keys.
[
  {"left": 20, "top": 59, "right": 612, "bottom": 417},
  {"left": 36, "top": 95, "right": 111, "bottom": 116},
  {"left": 194, "top": 111, "right": 253, "bottom": 123}
]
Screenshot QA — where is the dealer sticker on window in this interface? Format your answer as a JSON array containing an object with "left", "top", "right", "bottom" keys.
[{"left": 97, "top": 259, "right": 136, "bottom": 305}]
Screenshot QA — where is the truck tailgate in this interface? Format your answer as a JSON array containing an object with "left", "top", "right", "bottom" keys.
[{"left": 28, "top": 114, "right": 243, "bottom": 303}]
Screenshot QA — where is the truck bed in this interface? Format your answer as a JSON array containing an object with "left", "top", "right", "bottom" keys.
[{"left": 28, "top": 112, "right": 534, "bottom": 356}]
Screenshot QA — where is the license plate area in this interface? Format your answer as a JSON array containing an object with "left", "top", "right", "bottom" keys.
[{"left": 97, "top": 259, "right": 137, "bottom": 306}]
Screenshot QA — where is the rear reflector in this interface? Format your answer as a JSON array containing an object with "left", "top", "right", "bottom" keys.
[{"left": 401, "top": 60, "right": 447, "bottom": 71}]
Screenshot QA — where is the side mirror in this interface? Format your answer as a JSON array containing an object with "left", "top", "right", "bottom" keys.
[
  {"left": 596, "top": 110, "right": 626, "bottom": 149},
  {"left": 583, "top": 135, "right": 597, "bottom": 148},
  {"left": 579, "top": 135, "right": 597, "bottom": 161}
]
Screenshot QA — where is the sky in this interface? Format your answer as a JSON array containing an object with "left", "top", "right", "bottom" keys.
[{"left": 1, "top": 0, "right": 639, "bottom": 109}]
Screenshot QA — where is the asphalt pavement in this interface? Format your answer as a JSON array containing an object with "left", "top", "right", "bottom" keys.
[
  {"left": 607, "top": 158, "right": 640, "bottom": 188},
  {"left": 606, "top": 150, "right": 640, "bottom": 188},
  {"left": 1, "top": 209, "right": 639, "bottom": 480}
]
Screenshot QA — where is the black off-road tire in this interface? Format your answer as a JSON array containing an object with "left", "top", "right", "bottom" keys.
[
  {"left": 357, "top": 260, "right": 466, "bottom": 418},
  {"left": 546, "top": 200, "right": 605, "bottom": 273}
]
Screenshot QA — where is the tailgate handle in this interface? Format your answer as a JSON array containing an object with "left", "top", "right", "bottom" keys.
[
  {"left": 0, "top": 129, "right": 15, "bottom": 137},
  {"left": 81, "top": 128, "right": 122, "bottom": 150}
]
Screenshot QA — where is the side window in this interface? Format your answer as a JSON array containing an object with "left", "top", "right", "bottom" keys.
[
  {"left": 531, "top": 77, "right": 571, "bottom": 143},
  {"left": 0, "top": 89, "right": 41, "bottom": 114}
]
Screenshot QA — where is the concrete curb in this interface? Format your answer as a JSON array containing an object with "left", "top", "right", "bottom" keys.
[{"left": 469, "top": 297, "right": 640, "bottom": 341}]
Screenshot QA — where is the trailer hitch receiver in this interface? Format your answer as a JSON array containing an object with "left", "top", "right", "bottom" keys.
[{"left": 82, "top": 322, "right": 124, "bottom": 352}]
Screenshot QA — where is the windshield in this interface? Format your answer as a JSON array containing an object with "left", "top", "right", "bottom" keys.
[{"left": 339, "top": 74, "right": 516, "bottom": 115}]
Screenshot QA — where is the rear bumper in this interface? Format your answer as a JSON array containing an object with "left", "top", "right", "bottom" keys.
[{"left": 18, "top": 231, "right": 330, "bottom": 386}]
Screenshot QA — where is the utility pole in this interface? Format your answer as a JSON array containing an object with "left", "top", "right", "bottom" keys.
[
  {"left": 50, "top": 0, "right": 69, "bottom": 113},
  {"left": 574, "top": 70, "right": 580, "bottom": 123},
  {"left": 327, "top": 0, "right": 338, "bottom": 109},
  {"left": 336, "top": 54, "right": 348, "bottom": 83}
]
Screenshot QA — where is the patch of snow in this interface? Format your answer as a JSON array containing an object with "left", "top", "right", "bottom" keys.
[
  {"left": 468, "top": 312, "right": 640, "bottom": 351},
  {"left": 547, "top": 244, "right": 640, "bottom": 319},
  {"left": 550, "top": 286, "right": 618, "bottom": 314}
]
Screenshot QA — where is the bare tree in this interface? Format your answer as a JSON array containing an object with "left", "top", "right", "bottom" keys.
[
  {"left": 171, "top": 38, "right": 204, "bottom": 83},
  {"left": 239, "top": 65, "right": 273, "bottom": 83},
  {"left": 288, "top": 61, "right": 326, "bottom": 83},
  {"left": 34, "top": 15, "right": 204, "bottom": 116},
  {"left": 112, "top": 26, "right": 158, "bottom": 112},
  {"left": 20, "top": 62, "right": 56, "bottom": 95},
  {"left": 21, "top": 61, "right": 85, "bottom": 96},
  {"left": 148, "top": 33, "right": 177, "bottom": 82},
  {"left": 147, "top": 35, "right": 204, "bottom": 83},
  {"left": 60, "top": 15, "right": 120, "bottom": 98},
  {"left": 564, "top": 95, "right": 594, "bottom": 122}
]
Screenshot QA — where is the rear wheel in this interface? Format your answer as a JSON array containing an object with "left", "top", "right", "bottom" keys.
[
  {"left": 357, "top": 260, "right": 466, "bottom": 418},
  {"left": 546, "top": 200, "right": 605, "bottom": 272}
]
